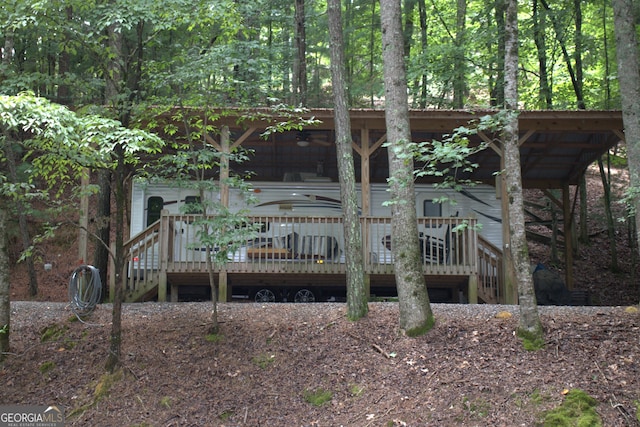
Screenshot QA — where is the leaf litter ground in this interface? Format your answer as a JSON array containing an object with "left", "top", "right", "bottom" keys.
[{"left": 2, "top": 302, "right": 639, "bottom": 426}]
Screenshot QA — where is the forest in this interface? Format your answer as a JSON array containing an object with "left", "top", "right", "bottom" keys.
[{"left": 0, "top": 0, "right": 631, "bottom": 110}]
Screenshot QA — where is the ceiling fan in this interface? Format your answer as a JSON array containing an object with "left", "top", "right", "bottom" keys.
[{"left": 296, "top": 131, "right": 332, "bottom": 147}]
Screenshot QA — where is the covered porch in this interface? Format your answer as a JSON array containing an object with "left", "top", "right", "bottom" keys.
[{"left": 112, "top": 108, "right": 622, "bottom": 304}]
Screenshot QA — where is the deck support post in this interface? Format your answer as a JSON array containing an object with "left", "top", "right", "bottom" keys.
[
  {"left": 467, "top": 274, "right": 478, "bottom": 304},
  {"left": 158, "top": 272, "right": 167, "bottom": 302},
  {"left": 562, "top": 184, "right": 574, "bottom": 290},
  {"left": 218, "top": 271, "right": 228, "bottom": 302},
  {"left": 364, "top": 273, "right": 371, "bottom": 301}
]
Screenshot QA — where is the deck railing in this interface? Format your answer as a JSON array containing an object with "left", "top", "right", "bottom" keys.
[
  {"left": 477, "top": 236, "right": 504, "bottom": 304},
  {"left": 118, "top": 212, "right": 503, "bottom": 302},
  {"left": 121, "top": 219, "right": 163, "bottom": 300},
  {"left": 162, "top": 214, "right": 477, "bottom": 274}
]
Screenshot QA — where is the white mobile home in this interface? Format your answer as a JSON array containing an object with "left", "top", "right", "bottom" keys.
[{"left": 130, "top": 179, "right": 503, "bottom": 248}]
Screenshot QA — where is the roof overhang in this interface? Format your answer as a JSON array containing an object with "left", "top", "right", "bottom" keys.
[{"left": 149, "top": 108, "right": 624, "bottom": 189}]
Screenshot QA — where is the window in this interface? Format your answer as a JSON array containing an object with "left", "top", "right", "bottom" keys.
[
  {"left": 146, "top": 197, "right": 164, "bottom": 226},
  {"left": 423, "top": 199, "right": 442, "bottom": 217}
]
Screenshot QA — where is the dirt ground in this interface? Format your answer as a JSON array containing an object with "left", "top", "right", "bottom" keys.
[{"left": 1, "top": 301, "right": 639, "bottom": 426}]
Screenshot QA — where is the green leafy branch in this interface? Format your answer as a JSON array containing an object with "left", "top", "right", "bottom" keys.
[{"left": 258, "top": 104, "right": 322, "bottom": 138}]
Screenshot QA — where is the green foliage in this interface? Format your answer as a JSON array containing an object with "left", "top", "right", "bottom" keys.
[
  {"left": 517, "top": 327, "right": 546, "bottom": 351},
  {"left": 218, "top": 409, "right": 235, "bottom": 421},
  {"left": 349, "top": 383, "right": 365, "bottom": 397},
  {"left": 303, "top": 388, "right": 333, "bottom": 406},
  {"left": 39, "top": 360, "right": 56, "bottom": 374},
  {"left": 40, "top": 324, "right": 68, "bottom": 342},
  {"left": 0, "top": 0, "right": 628, "bottom": 109},
  {"left": 259, "top": 104, "right": 322, "bottom": 138},
  {"left": 514, "top": 388, "right": 550, "bottom": 409},
  {"left": 542, "top": 389, "right": 602, "bottom": 427},
  {"left": 404, "top": 314, "right": 436, "bottom": 337},
  {"left": 252, "top": 353, "right": 276, "bottom": 369},
  {"left": 0, "top": 324, "right": 7, "bottom": 335},
  {"left": 205, "top": 333, "right": 224, "bottom": 343},
  {"left": 618, "top": 185, "right": 640, "bottom": 219},
  {"left": 461, "top": 396, "right": 491, "bottom": 418},
  {"left": 530, "top": 389, "right": 548, "bottom": 405},
  {"left": 159, "top": 396, "right": 172, "bottom": 409},
  {"left": 414, "top": 112, "right": 509, "bottom": 189},
  {"left": 1, "top": 92, "right": 164, "bottom": 279},
  {"left": 94, "top": 370, "right": 123, "bottom": 401},
  {"left": 0, "top": 92, "right": 84, "bottom": 193}
]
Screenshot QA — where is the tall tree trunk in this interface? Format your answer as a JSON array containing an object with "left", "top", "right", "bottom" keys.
[
  {"left": 328, "top": 0, "right": 368, "bottom": 320},
  {"left": 369, "top": 0, "right": 378, "bottom": 107},
  {"left": 418, "top": 0, "right": 428, "bottom": 108},
  {"left": 293, "top": 0, "right": 307, "bottom": 106},
  {"left": 56, "top": 6, "right": 73, "bottom": 105},
  {"left": 2, "top": 28, "right": 37, "bottom": 297},
  {"left": 539, "top": 0, "right": 585, "bottom": 109},
  {"left": 4, "top": 144, "right": 38, "bottom": 296},
  {"left": 573, "top": 0, "right": 584, "bottom": 107},
  {"left": 598, "top": 155, "right": 619, "bottom": 271},
  {"left": 403, "top": 0, "right": 417, "bottom": 57},
  {"left": 504, "top": 0, "right": 543, "bottom": 342},
  {"left": 602, "top": 0, "right": 612, "bottom": 109},
  {"left": 104, "top": 19, "right": 124, "bottom": 373},
  {"left": 380, "top": 0, "right": 434, "bottom": 336},
  {"left": 612, "top": 0, "right": 640, "bottom": 296},
  {"left": 492, "top": 0, "right": 506, "bottom": 106},
  {"left": 0, "top": 206, "right": 10, "bottom": 361},
  {"left": 1, "top": 28, "right": 15, "bottom": 359},
  {"left": 453, "top": 0, "right": 467, "bottom": 108},
  {"left": 1, "top": 28, "right": 14, "bottom": 73},
  {"left": 532, "top": 0, "right": 552, "bottom": 108},
  {"left": 93, "top": 170, "right": 111, "bottom": 298},
  {"left": 105, "top": 145, "right": 126, "bottom": 372}
]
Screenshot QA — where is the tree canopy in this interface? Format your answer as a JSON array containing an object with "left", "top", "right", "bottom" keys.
[{"left": 0, "top": 0, "right": 627, "bottom": 111}]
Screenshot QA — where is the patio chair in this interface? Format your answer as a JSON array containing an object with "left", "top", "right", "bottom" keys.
[{"left": 420, "top": 224, "right": 450, "bottom": 264}]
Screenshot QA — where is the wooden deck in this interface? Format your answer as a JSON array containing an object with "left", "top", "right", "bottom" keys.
[{"left": 113, "top": 213, "right": 504, "bottom": 304}]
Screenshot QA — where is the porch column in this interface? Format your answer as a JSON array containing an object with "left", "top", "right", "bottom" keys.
[
  {"left": 359, "top": 126, "right": 371, "bottom": 216},
  {"left": 357, "top": 126, "right": 373, "bottom": 298},
  {"left": 158, "top": 209, "right": 170, "bottom": 302}
]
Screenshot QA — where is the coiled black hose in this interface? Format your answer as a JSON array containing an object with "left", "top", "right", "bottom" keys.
[{"left": 69, "top": 265, "right": 102, "bottom": 317}]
